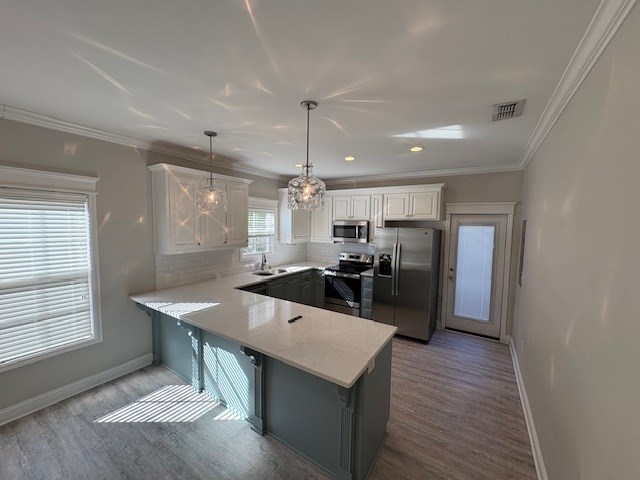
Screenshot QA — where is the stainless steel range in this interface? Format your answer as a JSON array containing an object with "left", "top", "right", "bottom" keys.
[{"left": 323, "top": 252, "right": 374, "bottom": 316}]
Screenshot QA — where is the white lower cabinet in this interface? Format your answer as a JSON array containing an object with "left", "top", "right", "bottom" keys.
[{"left": 150, "top": 164, "right": 252, "bottom": 254}]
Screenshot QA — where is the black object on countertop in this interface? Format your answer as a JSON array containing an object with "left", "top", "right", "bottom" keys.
[{"left": 288, "top": 315, "right": 302, "bottom": 324}]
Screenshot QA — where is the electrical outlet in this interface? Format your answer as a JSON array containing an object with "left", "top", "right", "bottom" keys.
[{"left": 518, "top": 339, "right": 524, "bottom": 351}]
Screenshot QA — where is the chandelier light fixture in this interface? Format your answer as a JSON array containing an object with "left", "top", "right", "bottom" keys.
[
  {"left": 288, "top": 100, "right": 326, "bottom": 210},
  {"left": 196, "top": 130, "right": 227, "bottom": 212}
]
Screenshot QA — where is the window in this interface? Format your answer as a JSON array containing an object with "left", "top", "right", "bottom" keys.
[
  {"left": 0, "top": 166, "right": 100, "bottom": 372},
  {"left": 241, "top": 198, "right": 277, "bottom": 260}
]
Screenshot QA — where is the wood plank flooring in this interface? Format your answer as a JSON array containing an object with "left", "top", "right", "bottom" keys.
[{"left": 0, "top": 331, "right": 536, "bottom": 479}]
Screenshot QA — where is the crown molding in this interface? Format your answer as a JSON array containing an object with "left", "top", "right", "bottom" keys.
[
  {"left": 520, "top": 0, "right": 638, "bottom": 169},
  {"left": 323, "top": 163, "right": 523, "bottom": 186},
  {"left": 0, "top": 105, "right": 282, "bottom": 180}
]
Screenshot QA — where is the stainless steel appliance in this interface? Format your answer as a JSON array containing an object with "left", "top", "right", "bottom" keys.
[
  {"left": 324, "top": 252, "right": 374, "bottom": 316},
  {"left": 332, "top": 220, "right": 370, "bottom": 243},
  {"left": 373, "top": 228, "right": 441, "bottom": 342}
]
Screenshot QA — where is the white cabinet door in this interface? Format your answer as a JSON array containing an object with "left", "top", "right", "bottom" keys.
[
  {"left": 371, "top": 194, "right": 384, "bottom": 227},
  {"left": 409, "top": 191, "right": 437, "bottom": 219},
  {"left": 310, "top": 196, "right": 333, "bottom": 243},
  {"left": 169, "top": 174, "right": 201, "bottom": 251},
  {"left": 292, "top": 210, "right": 311, "bottom": 242},
  {"left": 225, "top": 182, "right": 249, "bottom": 246},
  {"left": 279, "top": 189, "right": 311, "bottom": 244},
  {"left": 333, "top": 196, "right": 351, "bottom": 220},
  {"left": 151, "top": 164, "right": 251, "bottom": 254},
  {"left": 351, "top": 195, "right": 370, "bottom": 220},
  {"left": 384, "top": 193, "right": 410, "bottom": 219}
]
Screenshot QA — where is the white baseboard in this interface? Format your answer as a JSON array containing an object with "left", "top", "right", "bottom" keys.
[
  {"left": 0, "top": 353, "right": 153, "bottom": 427},
  {"left": 509, "top": 339, "right": 548, "bottom": 480}
]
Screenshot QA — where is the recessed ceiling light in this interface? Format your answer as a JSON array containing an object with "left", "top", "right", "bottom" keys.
[
  {"left": 344, "top": 155, "right": 355, "bottom": 161},
  {"left": 294, "top": 163, "right": 303, "bottom": 168},
  {"left": 410, "top": 146, "right": 424, "bottom": 152}
]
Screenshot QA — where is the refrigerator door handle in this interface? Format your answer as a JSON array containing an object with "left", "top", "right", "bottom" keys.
[
  {"left": 395, "top": 243, "right": 402, "bottom": 296},
  {"left": 391, "top": 242, "right": 397, "bottom": 296}
]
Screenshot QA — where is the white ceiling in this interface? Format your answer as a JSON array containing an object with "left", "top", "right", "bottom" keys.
[{"left": 0, "top": 0, "right": 601, "bottom": 180}]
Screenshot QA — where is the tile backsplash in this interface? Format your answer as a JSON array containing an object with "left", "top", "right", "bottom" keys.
[
  {"left": 306, "top": 242, "right": 375, "bottom": 265},
  {"left": 155, "top": 242, "right": 306, "bottom": 289},
  {"left": 155, "top": 241, "right": 376, "bottom": 289}
]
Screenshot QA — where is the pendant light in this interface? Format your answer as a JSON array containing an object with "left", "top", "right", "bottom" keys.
[
  {"left": 196, "top": 130, "right": 227, "bottom": 212},
  {"left": 287, "top": 100, "right": 326, "bottom": 210}
]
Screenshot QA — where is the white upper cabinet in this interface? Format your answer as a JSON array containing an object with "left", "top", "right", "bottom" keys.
[
  {"left": 333, "top": 194, "right": 370, "bottom": 220},
  {"left": 225, "top": 182, "right": 249, "bottom": 246},
  {"left": 278, "top": 188, "right": 311, "bottom": 244},
  {"left": 383, "top": 193, "right": 409, "bottom": 220},
  {"left": 310, "top": 196, "right": 333, "bottom": 243},
  {"left": 149, "top": 164, "right": 252, "bottom": 254},
  {"left": 383, "top": 186, "right": 443, "bottom": 220}
]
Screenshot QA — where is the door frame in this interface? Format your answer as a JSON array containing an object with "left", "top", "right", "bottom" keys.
[{"left": 441, "top": 202, "right": 517, "bottom": 343}]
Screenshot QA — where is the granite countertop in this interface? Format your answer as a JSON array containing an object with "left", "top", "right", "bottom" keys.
[{"left": 130, "top": 262, "right": 396, "bottom": 388}]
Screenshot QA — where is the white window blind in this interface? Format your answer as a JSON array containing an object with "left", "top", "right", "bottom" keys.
[
  {"left": 0, "top": 189, "right": 97, "bottom": 368},
  {"left": 242, "top": 208, "right": 275, "bottom": 259},
  {"left": 247, "top": 209, "right": 275, "bottom": 236}
]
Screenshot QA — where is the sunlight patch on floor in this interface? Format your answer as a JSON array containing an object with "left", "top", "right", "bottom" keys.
[{"left": 94, "top": 385, "right": 219, "bottom": 423}]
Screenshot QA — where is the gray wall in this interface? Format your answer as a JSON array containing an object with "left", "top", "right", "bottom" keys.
[
  {"left": 513, "top": 4, "right": 640, "bottom": 479},
  {"left": 0, "top": 118, "right": 284, "bottom": 412}
]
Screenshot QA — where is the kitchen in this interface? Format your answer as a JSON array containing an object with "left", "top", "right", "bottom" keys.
[{"left": 1, "top": 1, "right": 639, "bottom": 479}]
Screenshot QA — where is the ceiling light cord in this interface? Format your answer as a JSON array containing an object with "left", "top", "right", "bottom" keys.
[{"left": 209, "top": 133, "right": 213, "bottom": 186}]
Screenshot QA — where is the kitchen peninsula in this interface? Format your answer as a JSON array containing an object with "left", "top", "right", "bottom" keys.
[{"left": 130, "top": 263, "right": 396, "bottom": 480}]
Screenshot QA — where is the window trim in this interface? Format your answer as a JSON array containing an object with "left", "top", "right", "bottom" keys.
[
  {"left": 240, "top": 197, "right": 278, "bottom": 261},
  {"left": 0, "top": 165, "right": 101, "bottom": 373}
]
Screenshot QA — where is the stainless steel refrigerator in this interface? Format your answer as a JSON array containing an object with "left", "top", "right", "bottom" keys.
[{"left": 372, "top": 228, "right": 441, "bottom": 342}]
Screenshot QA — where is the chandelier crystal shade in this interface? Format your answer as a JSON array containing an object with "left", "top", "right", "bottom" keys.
[
  {"left": 288, "top": 100, "right": 326, "bottom": 210},
  {"left": 196, "top": 131, "right": 227, "bottom": 213}
]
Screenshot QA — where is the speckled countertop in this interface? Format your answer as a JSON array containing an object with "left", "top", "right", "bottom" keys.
[{"left": 130, "top": 262, "right": 396, "bottom": 388}]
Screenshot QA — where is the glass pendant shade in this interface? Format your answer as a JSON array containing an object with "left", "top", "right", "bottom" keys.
[
  {"left": 197, "top": 130, "right": 227, "bottom": 212},
  {"left": 287, "top": 100, "right": 326, "bottom": 210},
  {"left": 196, "top": 178, "right": 227, "bottom": 212},
  {"left": 288, "top": 164, "right": 326, "bottom": 210}
]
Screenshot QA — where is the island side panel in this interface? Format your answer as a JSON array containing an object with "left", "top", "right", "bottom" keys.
[
  {"left": 264, "top": 356, "right": 341, "bottom": 475},
  {"left": 157, "top": 314, "right": 194, "bottom": 383},
  {"left": 201, "top": 331, "right": 257, "bottom": 420},
  {"left": 264, "top": 339, "right": 393, "bottom": 480},
  {"left": 354, "top": 339, "right": 393, "bottom": 479}
]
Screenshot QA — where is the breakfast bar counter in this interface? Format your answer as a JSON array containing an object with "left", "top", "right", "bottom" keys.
[{"left": 130, "top": 263, "right": 396, "bottom": 480}]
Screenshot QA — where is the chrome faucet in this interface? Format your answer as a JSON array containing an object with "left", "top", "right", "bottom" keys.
[{"left": 260, "top": 253, "right": 271, "bottom": 271}]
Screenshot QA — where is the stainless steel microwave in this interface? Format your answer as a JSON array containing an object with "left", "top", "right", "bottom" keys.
[{"left": 332, "top": 220, "right": 369, "bottom": 243}]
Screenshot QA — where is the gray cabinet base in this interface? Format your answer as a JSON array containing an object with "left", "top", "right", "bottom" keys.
[{"left": 142, "top": 307, "right": 392, "bottom": 480}]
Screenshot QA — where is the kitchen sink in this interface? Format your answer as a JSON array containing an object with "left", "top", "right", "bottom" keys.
[{"left": 253, "top": 268, "right": 288, "bottom": 276}]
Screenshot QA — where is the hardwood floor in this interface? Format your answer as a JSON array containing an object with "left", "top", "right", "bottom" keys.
[{"left": 0, "top": 331, "right": 536, "bottom": 479}]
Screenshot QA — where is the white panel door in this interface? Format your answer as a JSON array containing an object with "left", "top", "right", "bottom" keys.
[
  {"left": 333, "top": 196, "right": 351, "bottom": 220},
  {"left": 409, "top": 191, "right": 437, "bottom": 219},
  {"left": 445, "top": 214, "right": 507, "bottom": 338},
  {"left": 384, "top": 194, "right": 409, "bottom": 219},
  {"left": 350, "top": 195, "right": 370, "bottom": 220}
]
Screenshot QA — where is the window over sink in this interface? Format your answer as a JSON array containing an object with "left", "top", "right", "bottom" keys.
[{"left": 241, "top": 198, "right": 277, "bottom": 261}]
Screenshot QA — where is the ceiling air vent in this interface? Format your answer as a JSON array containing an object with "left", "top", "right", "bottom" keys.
[{"left": 492, "top": 99, "right": 525, "bottom": 121}]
